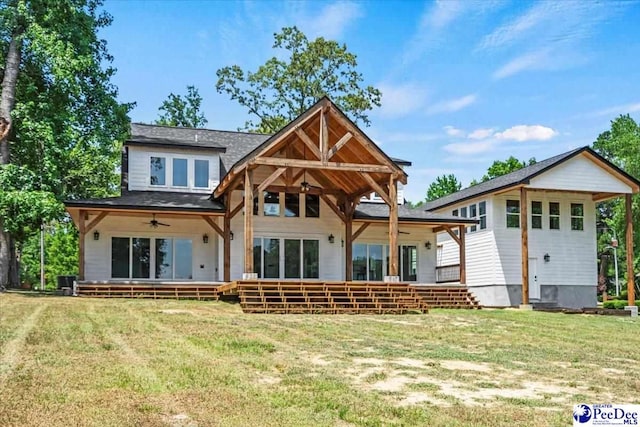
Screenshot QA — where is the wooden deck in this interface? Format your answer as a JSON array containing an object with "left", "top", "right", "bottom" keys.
[{"left": 75, "top": 280, "right": 480, "bottom": 311}]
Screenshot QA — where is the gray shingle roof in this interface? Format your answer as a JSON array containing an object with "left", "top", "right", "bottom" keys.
[
  {"left": 425, "top": 147, "right": 588, "bottom": 211},
  {"left": 355, "top": 202, "right": 477, "bottom": 223},
  {"left": 65, "top": 191, "right": 225, "bottom": 212}
]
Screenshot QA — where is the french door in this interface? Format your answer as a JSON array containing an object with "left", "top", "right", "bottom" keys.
[{"left": 253, "top": 237, "right": 320, "bottom": 279}]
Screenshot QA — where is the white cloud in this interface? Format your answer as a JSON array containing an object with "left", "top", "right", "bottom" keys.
[
  {"left": 492, "top": 48, "right": 551, "bottom": 79},
  {"left": 590, "top": 102, "right": 640, "bottom": 118},
  {"left": 427, "top": 94, "right": 477, "bottom": 115},
  {"left": 494, "top": 125, "right": 557, "bottom": 142},
  {"left": 303, "top": 1, "right": 363, "bottom": 39},
  {"left": 467, "top": 127, "right": 495, "bottom": 140},
  {"left": 443, "top": 125, "right": 465, "bottom": 137},
  {"left": 377, "top": 82, "right": 429, "bottom": 118}
]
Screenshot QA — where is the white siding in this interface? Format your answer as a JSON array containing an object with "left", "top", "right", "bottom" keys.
[
  {"left": 85, "top": 214, "right": 219, "bottom": 281},
  {"left": 128, "top": 146, "right": 220, "bottom": 193},
  {"left": 492, "top": 191, "right": 597, "bottom": 288},
  {"left": 529, "top": 154, "right": 633, "bottom": 194},
  {"left": 436, "top": 230, "right": 498, "bottom": 287}
]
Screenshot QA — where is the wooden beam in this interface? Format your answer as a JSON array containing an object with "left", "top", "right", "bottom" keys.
[
  {"left": 352, "top": 222, "right": 370, "bottom": 241},
  {"left": 230, "top": 198, "right": 244, "bottom": 219},
  {"left": 321, "top": 194, "right": 346, "bottom": 223},
  {"left": 320, "top": 108, "right": 329, "bottom": 163},
  {"left": 459, "top": 225, "right": 466, "bottom": 285},
  {"left": 85, "top": 211, "right": 108, "bottom": 234},
  {"left": 202, "top": 215, "right": 223, "bottom": 237},
  {"left": 345, "top": 199, "right": 354, "bottom": 281},
  {"left": 443, "top": 225, "right": 461, "bottom": 246},
  {"left": 284, "top": 146, "right": 293, "bottom": 185},
  {"left": 327, "top": 132, "right": 352, "bottom": 160},
  {"left": 78, "top": 210, "right": 86, "bottom": 281},
  {"left": 257, "top": 167, "right": 287, "bottom": 193},
  {"left": 521, "top": 187, "right": 529, "bottom": 306},
  {"left": 626, "top": 194, "right": 635, "bottom": 306},
  {"left": 291, "top": 169, "right": 305, "bottom": 183},
  {"left": 388, "top": 177, "right": 398, "bottom": 277},
  {"left": 250, "top": 157, "right": 394, "bottom": 174},
  {"left": 244, "top": 169, "right": 254, "bottom": 274},
  {"left": 256, "top": 185, "right": 342, "bottom": 196},
  {"left": 360, "top": 173, "right": 392, "bottom": 205},
  {"left": 223, "top": 196, "right": 231, "bottom": 282},
  {"left": 295, "top": 128, "right": 322, "bottom": 160}
]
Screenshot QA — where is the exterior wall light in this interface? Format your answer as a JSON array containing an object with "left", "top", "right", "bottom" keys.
[
  {"left": 425, "top": 241, "right": 432, "bottom": 250},
  {"left": 230, "top": 231, "right": 234, "bottom": 240},
  {"left": 544, "top": 253, "right": 550, "bottom": 263},
  {"left": 328, "top": 234, "right": 335, "bottom": 244},
  {"left": 93, "top": 231, "right": 100, "bottom": 241},
  {"left": 203, "top": 234, "right": 209, "bottom": 244}
]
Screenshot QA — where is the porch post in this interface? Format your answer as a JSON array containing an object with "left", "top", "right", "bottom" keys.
[
  {"left": 243, "top": 169, "right": 256, "bottom": 279},
  {"left": 345, "top": 199, "right": 353, "bottom": 281},
  {"left": 387, "top": 177, "right": 399, "bottom": 280},
  {"left": 78, "top": 210, "right": 85, "bottom": 281},
  {"left": 224, "top": 194, "right": 231, "bottom": 282},
  {"left": 520, "top": 187, "right": 530, "bottom": 308},
  {"left": 626, "top": 194, "right": 636, "bottom": 310},
  {"left": 458, "top": 225, "right": 466, "bottom": 285}
]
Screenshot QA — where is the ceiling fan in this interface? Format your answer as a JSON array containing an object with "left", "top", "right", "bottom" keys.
[{"left": 143, "top": 214, "right": 170, "bottom": 228}]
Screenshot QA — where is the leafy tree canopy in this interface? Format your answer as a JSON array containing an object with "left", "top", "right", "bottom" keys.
[
  {"left": 156, "top": 85, "right": 207, "bottom": 128},
  {"left": 426, "top": 174, "right": 462, "bottom": 202},
  {"left": 216, "top": 26, "right": 381, "bottom": 133}
]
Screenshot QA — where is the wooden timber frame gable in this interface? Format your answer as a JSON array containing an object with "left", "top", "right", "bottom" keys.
[{"left": 213, "top": 97, "right": 409, "bottom": 280}]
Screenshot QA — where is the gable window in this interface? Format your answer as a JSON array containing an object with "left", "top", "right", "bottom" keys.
[
  {"left": 150, "top": 157, "right": 166, "bottom": 185},
  {"left": 479, "top": 201, "right": 487, "bottom": 230},
  {"left": 194, "top": 160, "right": 209, "bottom": 188},
  {"left": 284, "top": 193, "right": 299, "bottom": 217},
  {"left": 549, "top": 202, "right": 560, "bottom": 230},
  {"left": 531, "top": 201, "right": 542, "bottom": 229},
  {"left": 460, "top": 207, "right": 467, "bottom": 218},
  {"left": 305, "top": 194, "right": 320, "bottom": 218},
  {"left": 571, "top": 203, "right": 584, "bottom": 231},
  {"left": 263, "top": 192, "right": 280, "bottom": 216},
  {"left": 506, "top": 200, "right": 520, "bottom": 228},
  {"left": 172, "top": 158, "right": 188, "bottom": 187},
  {"left": 469, "top": 204, "right": 477, "bottom": 233}
]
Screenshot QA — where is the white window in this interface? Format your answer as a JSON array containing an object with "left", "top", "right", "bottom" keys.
[
  {"left": 172, "top": 158, "right": 188, "bottom": 187},
  {"left": 531, "top": 201, "right": 542, "bottom": 229},
  {"left": 468, "top": 204, "right": 477, "bottom": 233},
  {"left": 571, "top": 203, "right": 584, "bottom": 231},
  {"left": 479, "top": 201, "right": 487, "bottom": 230},
  {"left": 549, "top": 202, "right": 560, "bottom": 230},
  {"left": 194, "top": 159, "right": 209, "bottom": 188},
  {"left": 506, "top": 200, "right": 520, "bottom": 228}
]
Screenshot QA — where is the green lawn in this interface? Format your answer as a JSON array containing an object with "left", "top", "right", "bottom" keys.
[{"left": 0, "top": 293, "right": 638, "bottom": 427}]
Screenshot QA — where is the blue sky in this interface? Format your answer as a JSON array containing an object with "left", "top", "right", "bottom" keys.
[{"left": 102, "top": 0, "right": 640, "bottom": 202}]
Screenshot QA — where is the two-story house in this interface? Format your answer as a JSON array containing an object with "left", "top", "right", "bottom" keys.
[
  {"left": 65, "top": 98, "right": 475, "bottom": 292},
  {"left": 426, "top": 147, "right": 639, "bottom": 309}
]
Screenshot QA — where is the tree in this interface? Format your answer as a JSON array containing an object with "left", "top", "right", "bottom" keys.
[
  {"left": 593, "top": 114, "right": 640, "bottom": 293},
  {"left": 0, "top": 0, "right": 131, "bottom": 287},
  {"left": 426, "top": 174, "right": 462, "bottom": 202},
  {"left": 156, "top": 85, "right": 207, "bottom": 128},
  {"left": 480, "top": 156, "right": 537, "bottom": 182},
  {"left": 216, "top": 26, "right": 381, "bottom": 133}
]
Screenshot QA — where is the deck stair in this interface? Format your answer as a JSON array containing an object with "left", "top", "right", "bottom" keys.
[
  {"left": 235, "top": 281, "right": 429, "bottom": 314},
  {"left": 75, "top": 282, "right": 221, "bottom": 300},
  {"left": 410, "top": 286, "right": 480, "bottom": 309}
]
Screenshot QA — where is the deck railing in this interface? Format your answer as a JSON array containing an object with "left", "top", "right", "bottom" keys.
[{"left": 435, "top": 264, "right": 461, "bottom": 283}]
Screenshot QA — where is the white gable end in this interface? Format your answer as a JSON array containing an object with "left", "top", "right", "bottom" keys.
[{"left": 528, "top": 154, "right": 633, "bottom": 194}]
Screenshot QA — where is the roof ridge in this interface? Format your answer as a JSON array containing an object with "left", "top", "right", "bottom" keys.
[{"left": 131, "top": 122, "right": 272, "bottom": 137}]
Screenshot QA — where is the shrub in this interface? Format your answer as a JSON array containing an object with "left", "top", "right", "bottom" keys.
[{"left": 603, "top": 300, "right": 640, "bottom": 309}]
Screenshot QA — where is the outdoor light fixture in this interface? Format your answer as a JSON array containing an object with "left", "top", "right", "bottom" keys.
[
  {"left": 203, "top": 234, "right": 209, "bottom": 244},
  {"left": 544, "top": 253, "right": 550, "bottom": 263},
  {"left": 425, "top": 241, "right": 432, "bottom": 250},
  {"left": 328, "top": 234, "right": 335, "bottom": 244},
  {"left": 230, "top": 231, "right": 234, "bottom": 240},
  {"left": 341, "top": 239, "right": 344, "bottom": 247},
  {"left": 93, "top": 231, "right": 100, "bottom": 241},
  {"left": 300, "top": 181, "right": 311, "bottom": 193}
]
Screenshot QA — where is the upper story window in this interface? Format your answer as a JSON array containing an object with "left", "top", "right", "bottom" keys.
[
  {"left": 285, "top": 193, "right": 299, "bottom": 217},
  {"left": 479, "top": 201, "right": 487, "bottom": 230},
  {"left": 549, "top": 202, "right": 560, "bottom": 230},
  {"left": 263, "top": 192, "right": 280, "bottom": 216},
  {"left": 571, "top": 203, "right": 584, "bottom": 231},
  {"left": 150, "top": 157, "right": 166, "bottom": 185},
  {"left": 468, "top": 204, "right": 477, "bottom": 233},
  {"left": 531, "top": 201, "right": 542, "bottom": 229},
  {"left": 172, "top": 158, "right": 188, "bottom": 187},
  {"left": 452, "top": 209, "right": 458, "bottom": 217},
  {"left": 194, "top": 160, "right": 209, "bottom": 188},
  {"left": 305, "top": 194, "right": 320, "bottom": 218},
  {"left": 506, "top": 200, "right": 520, "bottom": 228}
]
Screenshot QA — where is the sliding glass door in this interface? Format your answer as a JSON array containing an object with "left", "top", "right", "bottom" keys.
[
  {"left": 253, "top": 237, "right": 320, "bottom": 279},
  {"left": 111, "top": 237, "right": 192, "bottom": 280},
  {"left": 353, "top": 243, "right": 418, "bottom": 282}
]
